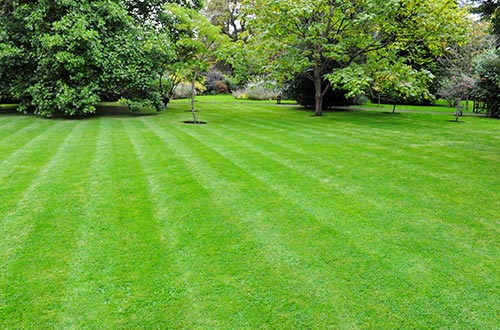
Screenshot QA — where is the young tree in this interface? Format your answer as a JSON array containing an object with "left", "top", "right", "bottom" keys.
[
  {"left": 162, "top": 3, "right": 229, "bottom": 123},
  {"left": 239, "top": 0, "right": 467, "bottom": 116}
]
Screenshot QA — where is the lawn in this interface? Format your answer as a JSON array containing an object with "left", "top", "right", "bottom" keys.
[{"left": 0, "top": 96, "right": 498, "bottom": 328}]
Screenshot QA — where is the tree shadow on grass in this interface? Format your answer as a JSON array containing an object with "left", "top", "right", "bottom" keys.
[
  {"left": 0, "top": 105, "right": 20, "bottom": 115},
  {"left": 93, "top": 105, "right": 161, "bottom": 118},
  {"left": 0, "top": 104, "right": 162, "bottom": 119}
]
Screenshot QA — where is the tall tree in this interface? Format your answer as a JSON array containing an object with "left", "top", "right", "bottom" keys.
[
  {"left": 239, "top": 0, "right": 468, "bottom": 116},
  {"left": 0, "top": 0, "right": 172, "bottom": 116},
  {"left": 205, "top": 0, "right": 244, "bottom": 41},
  {"left": 470, "top": 0, "right": 500, "bottom": 40}
]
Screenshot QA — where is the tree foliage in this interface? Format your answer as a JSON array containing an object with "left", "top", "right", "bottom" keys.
[
  {"left": 470, "top": 0, "right": 500, "bottom": 39},
  {"left": 473, "top": 49, "right": 500, "bottom": 116},
  {"left": 0, "top": 0, "right": 176, "bottom": 116},
  {"left": 205, "top": 0, "right": 244, "bottom": 41},
  {"left": 238, "top": 0, "right": 468, "bottom": 116},
  {"left": 436, "top": 21, "right": 493, "bottom": 112},
  {"left": 161, "top": 3, "right": 229, "bottom": 122}
]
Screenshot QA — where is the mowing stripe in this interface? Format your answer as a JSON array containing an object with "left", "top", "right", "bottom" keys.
[
  {"left": 57, "top": 118, "right": 171, "bottom": 328},
  {"left": 0, "top": 120, "right": 43, "bottom": 146},
  {"left": 0, "top": 120, "right": 95, "bottom": 327},
  {"left": 56, "top": 118, "right": 125, "bottom": 328},
  {"left": 123, "top": 119, "right": 254, "bottom": 327},
  {"left": 0, "top": 121, "right": 74, "bottom": 216},
  {"left": 141, "top": 119, "right": 374, "bottom": 327},
  {"left": 128, "top": 119, "right": 333, "bottom": 327},
  {"left": 211, "top": 113, "right": 499, "bottom": 227},
  {"left": 171, "top": 120, "right": 497, "bottom": 326}
]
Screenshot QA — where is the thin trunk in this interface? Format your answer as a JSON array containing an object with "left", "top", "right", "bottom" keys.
[
  {"left": 455, "top": 97, "right": 461, "bottom": 122},
  {"left": 191, "top": 73, "right": 199, "bottom": 123},
  {"left": 392, "top": 103, "right": 396, "bottom": 113}
]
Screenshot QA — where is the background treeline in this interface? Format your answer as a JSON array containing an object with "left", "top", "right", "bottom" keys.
[{"left": 0, "top": 0, "right": 498, "bottom": 117}]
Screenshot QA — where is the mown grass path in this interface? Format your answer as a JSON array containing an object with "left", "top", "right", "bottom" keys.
[{"left": 0, "top": 97, "right": 498, "bottom": 328}]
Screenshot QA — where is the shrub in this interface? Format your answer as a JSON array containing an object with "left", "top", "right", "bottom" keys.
[
  {"left": 231, "top": 90, "right": 248, "bottom": 99},
  {"left": 173, "top": 81, "right": 207, "bottom": 99},
  {"left": 223, "top": 75, "right": 240, "bottom": 92},
  {"left": 214, "top": 80, "right": 229, "bottom": 94},
  {"left": 232, "top": 80, "right": 280, "bottom": 100},
  {"left": 473, "top": 50, "right": 500, "bottom": 117},
  {"left": 205, "top": 70, "right": 224, "bottom": 94}
]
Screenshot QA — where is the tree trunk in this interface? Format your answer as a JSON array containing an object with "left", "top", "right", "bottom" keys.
[
  {"left": 191, "top": 72, "right": 199, "bottom": 124},
  {"left": 392, "top": 103, "right": 397, "bottom": 113},
  {"left": 313, "top": 69, "right": 323, "bottom": 116},
  {"left": 455, "top": 97, "right": 461, "bottom": 122}
]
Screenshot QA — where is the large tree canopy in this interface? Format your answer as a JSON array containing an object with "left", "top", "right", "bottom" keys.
[
  {"left": 0, "top": 0, "right": 174, "bottom": 116},
  {"left": 238, "top": 0, "right": 468, "bottom": 116}
]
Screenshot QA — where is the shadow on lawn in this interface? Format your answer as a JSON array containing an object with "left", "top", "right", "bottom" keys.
[
  {"left": 0, "top": 104, "right": 162, "bottom": 120},
  {"left": 93, "top": 105, "right": 161, "bottom": 118},
  {"left": 0, "top": 105, "right": 20, "bottom": 114}
]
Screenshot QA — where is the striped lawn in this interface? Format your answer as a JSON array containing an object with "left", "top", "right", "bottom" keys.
[{"left": 0, "top": 97, "right": 498, "bottom": 328}]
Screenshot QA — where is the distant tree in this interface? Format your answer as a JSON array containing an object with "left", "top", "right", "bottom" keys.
[
  {"left": 456, "top": 1, "right": 499, "bottom": 117},
  {"left": 205, "top": 0, "right": 244, "bottom": 41},
  {"left": 436, "top": 20, "right": 494, "bottom": 120},
  {"left": 470, "top": 0, "right": 500, "bottom": 39},
  {"left": 473, "top": 49, "right": 500, "bottom": 117},
  {"left": 372, "top": 63, "right": 435, "bottom": 113},
  {"left": 238, "top": 0, "right": 468, "bottom": 116}
]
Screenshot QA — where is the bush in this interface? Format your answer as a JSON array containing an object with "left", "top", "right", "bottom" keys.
[
  {"left": 223, "top": 75, "right": 240, "bottom": 92},
  {"left": 205, "top": 70, "right": 224, "bottom": 94},
  {"left": 205, "top": 69, "right": 236, "bottom": 94},
  {"left": 214, "top": 80, "right": 229, "bottom": 94},
  {"left": 473, "top": 50, "right": 500, "bottom": 117},
  {"left": 231, "top": 90, "right": 248, "bottom": 99},
  {"left": 173, "top": 81, "right": 206, "bottom": 99},
  {"left": 370, "top": 93, "right": 435, "bottom": 106},
  {"left": 232, "top": 80, "right": 280, "bottom": 100}
]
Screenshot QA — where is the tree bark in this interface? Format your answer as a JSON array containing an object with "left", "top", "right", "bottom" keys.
[
  {"left": 455, "top": 97, "right": 461, "bottom": 122},
  {"left": 191, "top": 72, "right": 199, "bottom": 124},
  {"left": 313, "top": 69, "right": 323, "bottom": 116}
]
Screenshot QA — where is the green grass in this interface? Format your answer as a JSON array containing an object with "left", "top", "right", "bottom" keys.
[
  {"left": 0, "top": 96, "right": 498, "bottom": 328},
  {"left": 363, "top": 99, "right": 472, "bottom": 113}
]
